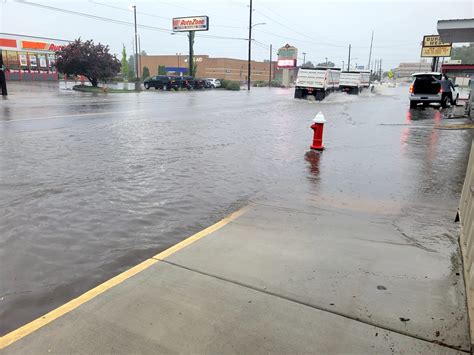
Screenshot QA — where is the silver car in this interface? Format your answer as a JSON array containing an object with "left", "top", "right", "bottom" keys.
[{"left": 409, "top": 72, "right": 459, "bottom": 109}]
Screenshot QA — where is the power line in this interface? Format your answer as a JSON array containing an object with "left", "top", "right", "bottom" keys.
[
  {"left": 89, "top": 1, "right": 247, "bottom": 29},
  {"left": 13, "top": 1, "right": 249, "bottom": 42}
]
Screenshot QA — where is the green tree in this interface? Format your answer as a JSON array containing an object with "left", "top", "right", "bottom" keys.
[
  {"left": 142, "top": 66, "right": 150, "bottom": 79},
  {"left": 55, "top": 39, "right": 120, "bottom": 87},
  {"left": 451, "top": 44, "right": 474, "bottom": 64},
  {"left": 121, "top": 45, "right": 129, "bottom": 80},
  {"left": 316, "top": 61, "right": 335, "bottom": 67},
  {"left": 302, "top": 61, "right": 314, "bottom": 68},
  {"left": 127, "top": 55, "right": 135, "bottom": 79},
  {"left": 158, "top": 65, "right": 167, "bottom": 75}
]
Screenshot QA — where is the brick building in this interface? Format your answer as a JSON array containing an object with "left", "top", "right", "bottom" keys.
[{"left": 139, "top": 54, "right": 277, "bottom": 82}]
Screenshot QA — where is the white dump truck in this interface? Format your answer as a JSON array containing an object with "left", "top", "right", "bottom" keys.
[
  {"left": 339, "top": 70, "right": 372, "bottom": 94},
  {"left": 294, "top": 67, "right": 341, "bottom": 101}
]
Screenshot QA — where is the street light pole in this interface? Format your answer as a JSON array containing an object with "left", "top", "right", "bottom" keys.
[
  {"left": 269, "top": 44, "right": 272, "bottom": 87},
  {"left": 133, "top": 5, "right": 140, "bottom": 89},
  {"left": 347, "top": 44, "right": 351, "bottom": 71},
  {"left": 247, "top": 0, "right": 253, "bottom": 91},
  {"left": 302, "top": 52, "right": 306, "bottom": 65},
  {"left": 325, "top": 57, "right": 328, "bottom": 67}
]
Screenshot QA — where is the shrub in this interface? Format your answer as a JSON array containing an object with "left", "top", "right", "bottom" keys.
[{"left": 226, "top": 82, "right": 241, "bottom": 91}]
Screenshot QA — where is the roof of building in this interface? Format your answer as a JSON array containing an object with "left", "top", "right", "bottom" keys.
[
  {"left": 437, "top": 18, "right": 474, "bottom": 43},
  {"left": 412, "top": 72, "right": 442, "bottom": 76}
]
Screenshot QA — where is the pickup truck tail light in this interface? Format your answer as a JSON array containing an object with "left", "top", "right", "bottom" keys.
[
  {"left": 439, "top": 88, "right": 443, "bottom": 93},
  {"left": 409, "top": 84, "right": 413, "bottom": 94}
]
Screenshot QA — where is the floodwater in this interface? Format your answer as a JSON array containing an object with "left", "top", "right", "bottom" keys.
[{"left": 0, "top": 82, "right": 472, "bottom": 335}]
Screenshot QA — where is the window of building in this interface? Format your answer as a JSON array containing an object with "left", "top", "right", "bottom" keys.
[{"left": 6, "top": 50, "right": 19, "bottom": 71}]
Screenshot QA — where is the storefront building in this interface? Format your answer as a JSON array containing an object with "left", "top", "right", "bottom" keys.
[
  {"left": 0, "top": 33, "right": 69, "bottom": 81},
  {"left": 140, "top": 54, "right": 277, "bottom": 83}
]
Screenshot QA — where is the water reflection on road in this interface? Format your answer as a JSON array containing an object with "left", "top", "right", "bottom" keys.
[{"left": 0, "top": 83, "right": 472, "bottom": 335}]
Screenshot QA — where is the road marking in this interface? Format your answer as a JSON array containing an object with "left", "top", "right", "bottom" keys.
[
  {"left": 0, "top": 206, "right": 248, "bottom": 350},
  {"left": 0, "top": 110, "right": 145, "bottom": 123},
  {"left": 152, "top": 206, "right": 249, "bottom": 260}
]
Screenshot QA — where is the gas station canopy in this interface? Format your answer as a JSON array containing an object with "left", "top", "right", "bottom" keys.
[{"left": 437, "top": 18, "right": 474, "bottom": 43}]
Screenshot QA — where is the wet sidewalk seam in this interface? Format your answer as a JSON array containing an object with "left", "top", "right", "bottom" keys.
[{"left": 157, "top": 259, "right": 470, "bottom": 353}]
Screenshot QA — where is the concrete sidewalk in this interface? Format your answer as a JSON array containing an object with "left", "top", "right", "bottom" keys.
[{"left": 1, "top": 199, "right": 469, "bottom": 354}]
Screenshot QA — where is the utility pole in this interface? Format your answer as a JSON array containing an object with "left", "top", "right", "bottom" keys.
[
  {"left": 247, "top": 0, "right": 253, "bottom": 91},
  {"left": 269, "top": 44, "right": 272, "bottom": 87},
  {"left": 325, "top": 57, "right": 328, "bottom": 67},
  {"left": 379, "top": 58, "right": 382, "bottom": 81},
  {"left": 347, "top": 44, "right": 351, "bottom": 71},
  {"left": 342, "top": 60, "right": 345, "bottom": 70},
  {"left": 302, "top": 52, "right": 306, "bottom": 65},
  {"left": 133, "top": 5, "right": 140, "bottom": 90},
  {"left": 367, "top": 30, "right": 374, "bottom": 70}
]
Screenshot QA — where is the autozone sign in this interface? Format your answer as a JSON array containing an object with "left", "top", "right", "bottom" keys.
[{"left": 172, "top": 16, "right": 209, "bottom": 32}]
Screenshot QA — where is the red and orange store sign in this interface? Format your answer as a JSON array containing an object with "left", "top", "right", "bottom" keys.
[{"left": 0, "top": 38, "right": 65, "bottom": 52}]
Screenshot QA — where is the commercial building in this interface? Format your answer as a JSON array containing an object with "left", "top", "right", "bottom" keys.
[
  {"left": 393, "top": 60, "right": 431, "bottom": 78},
  {"left": 0, "top": 33, "right": 69, "bottom": 81},
  {"left": 139, "top": 54, "right": 277, "bottom": 82}
]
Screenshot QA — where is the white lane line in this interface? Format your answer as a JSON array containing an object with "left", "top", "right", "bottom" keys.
[{"left": 0, "top": 110, "right": 146, "bottom": 123}]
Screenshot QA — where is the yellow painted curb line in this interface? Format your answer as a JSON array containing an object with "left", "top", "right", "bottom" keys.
[{"left": 0, "top": 206, "right": 249, "bottom": 350}]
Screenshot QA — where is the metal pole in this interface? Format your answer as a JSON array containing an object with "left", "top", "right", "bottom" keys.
[
  {"left": 303, "top": 52, "right": 306, "bottom": 65},
  {"left": 188, "top": 31, "right": 194, "bottom": 77},
  {"left": 347, "top": 44, "right": 351, "bottom": 71},
  {"left": 247, "top": 0, "right": 253, "bottom": 91},
  {"left": 342, "top": 61, "right": 345, "bottom": 70},
  {"left": 133, "top": 5, "right": 138, "bottom": 81},
  {"left": 325, "top": 57, "right": 328, "bottom": 67},
  {"left": 269, "top": 44, "right": 272, "bottom": 87},
  {"left": 367, "top": 30, "right": 374, "bottom": 70},
  {"left": 0, "top": 51, "right": 7, "bottom": 96},
  {"left": 379, "top": 58, "right": 382, "bottom": 81}
]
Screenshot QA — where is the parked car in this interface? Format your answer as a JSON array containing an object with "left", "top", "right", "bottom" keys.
[
  {"left": 206, "top": 78, "right": 221, "bottom": 88},
  {"left": 144, "top": 76, "right": 173, "bottom": 90},
  {"left": 194, "top": 78, "right": 206, "bottom": 89},
  {"left": 409, "top": 72, "right": 459, "bottom": 109}
]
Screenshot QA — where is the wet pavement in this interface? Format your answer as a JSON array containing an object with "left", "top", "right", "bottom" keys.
[{"left": 0, "top": 82, "right": 473, "bottom": 338}]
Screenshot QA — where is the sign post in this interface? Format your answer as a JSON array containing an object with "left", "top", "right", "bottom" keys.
[
  {"left": 172, "top": 16, "right": 209, "bottom": 78},
  {"left": 420, "top": 35, "right": 452, "bottom": 72},
  {"left": 277, "top": 44, "right": 298, "bottom": 88}
]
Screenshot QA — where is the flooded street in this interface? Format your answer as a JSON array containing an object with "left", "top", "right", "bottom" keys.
[{"left": 1, "top": 83, "right": 472, "bottom": 336}]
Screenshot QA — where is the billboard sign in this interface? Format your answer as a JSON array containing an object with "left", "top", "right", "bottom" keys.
[
  {"left": 278, "top": 44, "right": 298, "bottom": 60},
  {"left": 421, "top": 46, "right": 452, "bottom": 57},
  {"left": 423, "top": 35, "right": 450, "bottom": 47},
  {"left": 172, "top": 16, "right": 209, "bottom": 32},
  {"left": 421, "top": 35, "right": 452, "bottom": 57},
  {"left": 277, "top": 59, "right": 296, "bottom": 68}
]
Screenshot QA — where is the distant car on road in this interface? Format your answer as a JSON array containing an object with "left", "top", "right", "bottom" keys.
[
  {"left": 206, "top": 78, "right": 221, "bottom": 88},
  {"left": 144, "top": 76, "right": 174, "bottom": 90},
  {"left": 409, "top": 72, "right": 459, "bottom": 109}
]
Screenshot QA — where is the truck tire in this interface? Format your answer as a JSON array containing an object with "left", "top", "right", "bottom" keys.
[
  {"left": 409, "top": 101, "right": 418, "bottom": 109},
  {"left": 294, "top": 89, "right": 302, "bottom": 99},
  {"left": 315, "top": 91, "right": 325, "bottom": 101}
]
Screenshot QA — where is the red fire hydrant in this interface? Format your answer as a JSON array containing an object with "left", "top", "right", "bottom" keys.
[{"left": 310, "top": 111, "right": 326, "bottom": 150}]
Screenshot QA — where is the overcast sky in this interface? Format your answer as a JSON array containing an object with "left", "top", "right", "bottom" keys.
[{"left": 1, "top": 0, "right": 473, "bottom": 69}]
